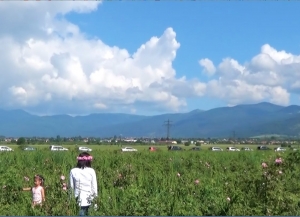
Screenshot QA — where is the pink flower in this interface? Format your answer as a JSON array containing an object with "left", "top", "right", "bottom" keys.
[
  {"left": 177, "top": 173, "right": 180, "bottom": 177},
  {"left": 262, "top": 162, "right": 268, "bottom": 168},
  {"left": 194, "top": 179, "right": 199, "bottom": 184},
  {"left": 60, "top": 175, "right": 65, "bottom": 181},
  {"left": 24, "top": 176, "right": 29, "bottom": 182},
  {"left": 62, "top": 186, "right": 67, "bottom": 191},
  {"left": 62, "top": 182, "right": 67, "bottom": 187},
  {"left": 275, "top": 158, "right": 283, "bottom": 164},
  {"left": 226, "top": 197, "right": 230, "bottom": 201},
  {"left": 77, "top": 156, "right": 93, "bottom": 161}
]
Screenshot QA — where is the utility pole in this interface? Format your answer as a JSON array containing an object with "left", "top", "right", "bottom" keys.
[
  {"left": 233, "top": 130, "right": 236, "bottom": 147},
  {"left": 164, "top": 119, "right": 172, "bottom": 140},
  {"left": 297, "top": 133, "right": 300, "bottom": 150}
]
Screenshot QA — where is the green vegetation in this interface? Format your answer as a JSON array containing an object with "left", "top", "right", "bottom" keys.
[
  {"left": 1, "top": 147, "right": 300, "bottom": 215},
  {"left": 16, "top": 137, "right": 26, "bottom": 145}
]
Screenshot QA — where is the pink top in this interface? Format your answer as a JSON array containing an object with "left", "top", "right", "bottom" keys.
[{"left": 32, "top": 186, "right": 43, "bottom": 202}]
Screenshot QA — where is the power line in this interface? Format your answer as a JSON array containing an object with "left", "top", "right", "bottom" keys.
[{"left": 163, "top": 119, "right": 172, "bottom": 140}]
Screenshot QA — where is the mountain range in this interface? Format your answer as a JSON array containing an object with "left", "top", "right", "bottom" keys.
[{"left": 1, "top": 102, "right": 300, "bottom": 138}]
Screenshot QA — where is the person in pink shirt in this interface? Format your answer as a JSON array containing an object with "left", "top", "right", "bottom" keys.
[{"left": 23, "top": 174, "right": 45, "bottom": 207}]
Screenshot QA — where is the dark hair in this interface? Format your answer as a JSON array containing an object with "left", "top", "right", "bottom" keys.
[
  {"left": 34, "top": 174, "right": 45, "bottom": 186},
  {"left": 77, "top": 152, "right": 92, "bottom": 169}
]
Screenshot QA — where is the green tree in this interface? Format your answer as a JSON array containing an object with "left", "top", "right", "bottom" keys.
[
  {"left": 184, "top": 141, "right": 190, "bottom": 146},
  {"left": 195, "top": 142, "right": 201, "bottom": 146},
  {"left": 56, "top": 135, "right": 61, "bottom": 143},
  {"left": 17, "top": 137, "right": 26, "bottom": 145}
]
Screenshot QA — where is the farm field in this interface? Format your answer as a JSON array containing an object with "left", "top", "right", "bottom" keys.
[{"left": 1, "top": 149, "right": 300, "bottom": 215}]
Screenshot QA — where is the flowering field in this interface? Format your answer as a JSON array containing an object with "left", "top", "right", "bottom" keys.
[{"left": 1, "top": 150, "right": 300, "bottom": 216}]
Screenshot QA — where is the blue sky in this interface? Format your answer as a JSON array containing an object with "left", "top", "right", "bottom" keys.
[
  {"left": 1, "top": 2, "right": 300, "bottom": 115},
  {"left": 68, "top": 2, "right": 300, "bottom": 111}
]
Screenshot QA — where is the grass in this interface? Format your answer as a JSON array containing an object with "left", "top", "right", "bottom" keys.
[{"left": 0, "top": 147, "right": 300, "bottom": 215}]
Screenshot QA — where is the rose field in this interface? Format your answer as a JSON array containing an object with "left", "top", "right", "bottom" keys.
[{"left": 1, "top": 148, "right": 300, "bottom": 216}]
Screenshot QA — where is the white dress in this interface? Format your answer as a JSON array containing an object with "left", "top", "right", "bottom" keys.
[
  {"left": 69, "top": 167, "right": 98, "bottom": 207},
  {"left": 32, "top": 186, "right": 43, "bottom": 204}
]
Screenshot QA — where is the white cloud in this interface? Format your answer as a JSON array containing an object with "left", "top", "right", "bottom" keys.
[
  {"left": 0, "top": 2, "right": 206, "bottom": 115},
  {"left": 206, "top": 79, "right": 290, "bottom": 106},
  {"left": 2, "top": 2, "right": 299, "bottom": 115},
  {"left": 0, "top": 2, "right": 100, "bottom": 42},
  {"left": 199, "top": 58, "right": 216, "bottom": 76},
  {"left": 200, "top": 44, "right": 300, "bottom": 106}
]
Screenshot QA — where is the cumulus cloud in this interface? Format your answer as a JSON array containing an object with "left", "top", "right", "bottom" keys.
[
  {"left": 199, "top": 44, "right": 300, "bottom": 106},
  {"left": 2, "top": 2, "right": 299, "bottom": 115},
  {"left": 0, "top": 2, "right": 206, "bottom": 115},
  {"left": 0, "top": 2, "right": 99, "bottom": 42},
  {"left": 199, "top": 58, "right": 216, "bottom": 76}
]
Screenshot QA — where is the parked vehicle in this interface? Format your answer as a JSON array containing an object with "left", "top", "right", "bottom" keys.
[
  {"left": 50, "top": 145, "right": 68, "bottom": 151},
  {"left": 190, "top": 147, "right": 201, "bottom": 151},
  {"left": 167, "top": 146, "right": 183, "bottom": 151},
  {"left": 241, "top": 147, "right": 253, "bottom": 151},
  {"left": 257, "top": 146, "right": 271, "bottom": 150},
  {"left": 274, "top": 147, "right": 286, "bottom": 152},
  {"left": 78, "top": 146, "right": 92, "bottom": 152},
  {"left": 23, "top": 147, "right": 36, "bottom": 151},
  {"left": 121, "top": 147, "right": 137, "bottom": 152},
  {"left": 226, "top": 147, "right": 240, "bottom": 151},
  {"left": 209, "top": 147, "right": 223, "bottom": 151},
  {"left": 0, "top": 146, "right": 13, "bottom": 152}
]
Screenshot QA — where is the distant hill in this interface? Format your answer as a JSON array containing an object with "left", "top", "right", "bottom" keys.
[{"left": 1, "top": 102, "right": 300, "bottom": 138}]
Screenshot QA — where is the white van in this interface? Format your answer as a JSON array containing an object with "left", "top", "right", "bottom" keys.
[
  {"left": 226, "top": 147, "right": 240, "bottom": 151},
  {"left": 0, "top": 146, "right": 13, "bottom": 151},
  {"left": 209, "top": 147, "right": 223, "bottom": 151},
  {"left": 274, "top": 147, "right": 286, "bottom": 152},
  {"left": 50, "top": 145, "right": 68, "bottom": 151}
]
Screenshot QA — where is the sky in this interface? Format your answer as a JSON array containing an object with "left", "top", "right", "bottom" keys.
[{"left": 1, "top": 1, "right": 300, "bottom": 116}]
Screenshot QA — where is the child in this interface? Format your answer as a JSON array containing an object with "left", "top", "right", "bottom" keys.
[
  {"left": 70, "top": 152, "right": 98, "bottom": 216},
  {"left": 23, "top": 174, "right": 46, "bottom": 207}
]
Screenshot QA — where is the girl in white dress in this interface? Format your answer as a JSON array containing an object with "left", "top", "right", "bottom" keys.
[
  {"left": 70, "top": 152, "right": 98, "bottom": 216},
  {"left": 23, "top": 174, "right": 45, "bottom": 207}
]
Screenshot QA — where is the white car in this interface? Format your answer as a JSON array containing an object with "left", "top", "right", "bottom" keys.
[
  {"left": 241, "top": 147, "right": 253, "bottom": 151},
  {"left": 210, "top": 147, "right": 223, "bottom": 151},
  {"left": 0, "top": 146, "right": 13, "bottom": 151},
  {"left": 274, "top": 147, "right": 286, "bottom": 152},
  {"left": 78, "top": 147, "right": 92, "bottom": 152},
  {"left": 121, "top": 147, "right": 137, "bottom": 152},
  {"left": 50, "top": 145, "right": 68, "bottom": 151},
  {"left": 226, "top": 147, "right": 240, "bottom": 151}
]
